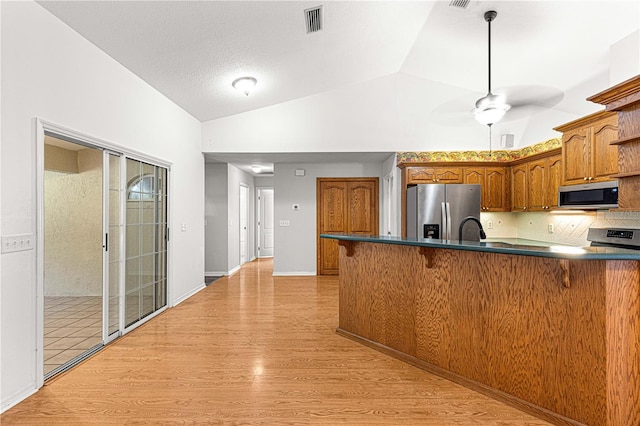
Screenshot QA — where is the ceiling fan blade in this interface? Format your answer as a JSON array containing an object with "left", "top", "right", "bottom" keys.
[
  {"left": 429, "top": 94, "right": 482, "bottom": 127},
  {"left": 496, "top": 85, "right": 564, "bottom": 108}
]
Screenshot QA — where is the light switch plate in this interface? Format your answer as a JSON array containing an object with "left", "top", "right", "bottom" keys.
[
  {"left": 2, "top": 233, "right": 35, "bottom": 253},
  {"left": 279, "top": 220, "right": 290, "bottom": 227}
]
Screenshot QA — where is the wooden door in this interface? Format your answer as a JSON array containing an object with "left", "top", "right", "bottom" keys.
[
  {"left": 317, "top": 178, "right": 379, "bottom": 275},
  {"left": 590, "top": 114, "right": 618, "bottom": 181},
  {"left": 511, "top": 164, "right": 528, "bottom": 211},
  {"left": 562, "top": 129, "right": 589, "bottom": 184},
  {"left": 527, "top": 160, "right": 546, "bottom": 211}
]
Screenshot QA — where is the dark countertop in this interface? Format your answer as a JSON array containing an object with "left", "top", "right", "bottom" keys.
[{"left": 320, "top": 234, "right": 640, "bottom": 260}]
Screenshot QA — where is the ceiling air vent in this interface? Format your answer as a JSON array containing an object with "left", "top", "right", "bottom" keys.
[
  {"left": 305, "top": 6, "right": 323, "bottom": 33},
  {"left": 449, "top": 0, "right": 470, "bottom": 9}
]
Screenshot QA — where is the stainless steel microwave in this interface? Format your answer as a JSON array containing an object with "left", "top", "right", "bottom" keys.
[{"left": 558, "top": 181, "right": 618, "bottom": 209}]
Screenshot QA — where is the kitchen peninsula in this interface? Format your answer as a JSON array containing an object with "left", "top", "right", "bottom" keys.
[{"left": 321, "top": 234, "right": 640, "bottom": 426}]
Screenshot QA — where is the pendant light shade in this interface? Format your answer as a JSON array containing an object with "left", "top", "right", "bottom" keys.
[{"left": 473, "top": 11, "right": 510, "bottom": 126}]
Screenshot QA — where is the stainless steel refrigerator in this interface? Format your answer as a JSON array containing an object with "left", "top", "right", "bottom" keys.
[{"left": 406, "top": 184, "right": 482, "bottom": 241}]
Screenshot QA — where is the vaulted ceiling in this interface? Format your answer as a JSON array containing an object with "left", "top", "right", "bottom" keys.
[{"left": 38, "top": 1, "right": 640, "bottom": 171}]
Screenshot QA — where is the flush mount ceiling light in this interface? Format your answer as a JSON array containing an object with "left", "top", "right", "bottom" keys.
[
  {"left": 473, "top": 11, "right": 511, "bottom": 127},
  {"left": 250, "top": 165, "right": 262, "bottom": 173},
  {"left": 232, "top": 76, "right": 257, "bottom": 96}
]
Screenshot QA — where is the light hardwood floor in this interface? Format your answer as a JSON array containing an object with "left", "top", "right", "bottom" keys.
[{"left": 2, "top": 258, "right": 550, "bottom": 425}]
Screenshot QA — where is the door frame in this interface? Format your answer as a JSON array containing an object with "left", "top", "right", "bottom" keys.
[{"left": 34, "top": 118, "right": 172, "bottom": 387}]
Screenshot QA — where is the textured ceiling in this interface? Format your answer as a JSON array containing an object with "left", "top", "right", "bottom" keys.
[{"left": 38, "top": 0, "right": 434, "bottom": 122}]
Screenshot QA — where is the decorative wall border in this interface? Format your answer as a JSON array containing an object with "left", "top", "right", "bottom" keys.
[{"left": 397, "top": 138, "right": 561, "bottom": 165}]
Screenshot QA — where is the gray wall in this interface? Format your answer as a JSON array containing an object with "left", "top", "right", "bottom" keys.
[
  {"left": 273, "top": 162, "right": 384, "bottom": 275},
  {"left": 205, "top": 163, "right": 228, "bottom": 275}
]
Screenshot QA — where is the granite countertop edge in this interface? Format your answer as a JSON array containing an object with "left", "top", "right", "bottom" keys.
[{"left": 320, "top": 234, "right": 640, "bottom": 260}]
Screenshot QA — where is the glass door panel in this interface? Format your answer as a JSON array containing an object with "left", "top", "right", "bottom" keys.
[{"left": 125, "top": 158, "right": 168, "bottom": 329}]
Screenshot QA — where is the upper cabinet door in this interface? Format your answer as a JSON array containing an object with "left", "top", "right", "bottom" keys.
[
  {"left": 527, "top": 160, "right": 546, "bottom": 211},
  {"left": 590, "top": 114, "right": 618, "bottom": 181},
  {"left": 511, "top": 164, "right": 528, "bottom": 212},
  {"left": 484, "top": 167, "right": 509, "bottom": 212},
  {"left": 562, "top": 128, "right": 589, "bottom": 185}
]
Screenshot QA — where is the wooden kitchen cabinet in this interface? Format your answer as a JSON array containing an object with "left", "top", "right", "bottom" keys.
[
  {"left": 527, "top": 154, "right": 562, "bottom": 211},
  {"left": 554, "top": 111, "right": 618, "bottom": 185},
  {"left": 406, "top": 167, "right": 463, "bottom": 184},
  {"left": 463, "top": 167, "right": 510, "bottom": 212},
  {"left": 511, "top": 164, "right": 528, "bottom": 212}
]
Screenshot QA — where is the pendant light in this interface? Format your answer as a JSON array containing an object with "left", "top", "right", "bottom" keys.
[{"left": 473, "top": 11, "right": 510, "bottom": 127}]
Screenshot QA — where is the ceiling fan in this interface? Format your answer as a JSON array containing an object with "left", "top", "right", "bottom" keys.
[{"left": 429, "top": 10, "right": 564, "bottom": 129}]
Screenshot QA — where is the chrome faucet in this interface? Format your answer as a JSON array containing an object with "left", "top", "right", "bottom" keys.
[{"left": 458, "top": 216, "right": 486, "bottom": 242}]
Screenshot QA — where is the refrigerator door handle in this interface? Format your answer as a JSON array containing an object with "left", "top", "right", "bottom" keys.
[
  {"left": 441, "top": 202, "right": 447, "bottom": 240},
  {"left": 446, "top": 202, "right": 452, "bottom": 240}
]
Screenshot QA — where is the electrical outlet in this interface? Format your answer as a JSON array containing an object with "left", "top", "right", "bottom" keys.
[
  {"left": 548, "top": 223, "right": 554, "bottom": 233},
  {"left": 487, "top": 220, "right": 493, "bottom": 229},
  {"left": 1, "top": 234, "right": 35, "bottom": 254}
]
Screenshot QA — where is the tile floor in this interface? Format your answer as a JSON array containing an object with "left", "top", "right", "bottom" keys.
[{"left": 44, "top": 296, "right": 103, "bottom": 376}]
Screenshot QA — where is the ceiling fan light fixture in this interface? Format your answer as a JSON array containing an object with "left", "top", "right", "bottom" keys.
[
  {"left": 474, "top": 105, "right": 510, "bottom": 126},
  {"left": 473, "top": 93, "right": 511, "bottom": 125},
  {"left": 232, "top": 76, "right": 257, "bottom": 96}
]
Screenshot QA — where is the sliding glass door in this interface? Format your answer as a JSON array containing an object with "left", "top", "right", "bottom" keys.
[
  {"left": 40, "top": 125, "right": 171, "bottom": 383},
  {"left": 125, "top": 159, "right": 168, "bottom": 329}
]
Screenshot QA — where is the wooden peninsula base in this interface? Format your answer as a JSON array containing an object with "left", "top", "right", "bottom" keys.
[{"left": 333, "top": 239, "right": 640, "bottom": 426}]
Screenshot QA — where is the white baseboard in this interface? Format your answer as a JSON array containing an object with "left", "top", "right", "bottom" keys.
[
  {"left": 172, "top": 283, "right": 206, "bottom": 307},
  {"left": 228, "top": 265, "right": 241, "bottom": 276},
  {"left": 1, "top": 383, "right": 38, "bottom": 414},
  {"left": 205, "top": 271, "right": 226, "bottom": 277},
  {"left": 272, "top": 271, "right": 317, "bottom": 276}
]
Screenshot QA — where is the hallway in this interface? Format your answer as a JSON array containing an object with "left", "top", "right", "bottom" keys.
[{"left": 1, "top": 259, "right": 549, "bottom": 424}]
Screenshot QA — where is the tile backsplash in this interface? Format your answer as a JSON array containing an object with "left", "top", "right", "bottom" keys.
[{"left": 481, "top": 210, "right": 640, "bottom": 246}]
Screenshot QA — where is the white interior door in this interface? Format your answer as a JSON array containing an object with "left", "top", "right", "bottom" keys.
[
  {"left": 257, "top": 188, "right": 274, "bottom": 257},
  {"left": 240, "top": 184, "right": 248, "bottom": 265}
]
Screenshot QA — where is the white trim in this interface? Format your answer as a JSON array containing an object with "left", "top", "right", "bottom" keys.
[
  {"left": 228, "top": 265, "right": 241, "bottom": 276},
  {"left": 172, "top": 283, "right": 206, "bottom": 307},
  {"left": 0, "top": 384, "right": 38, "bottom": 414},
  {"left": 205, "top": 271, "right": 227, "bottom": 277},
  {"left": 34, "top": 119, "right": 45, "bottom": 390},
  {"left": 272, "top": 271, "right": 317, "bottom": 276},
  {"left": 37, "top": 118, "right": 172, "bottom": 168}
]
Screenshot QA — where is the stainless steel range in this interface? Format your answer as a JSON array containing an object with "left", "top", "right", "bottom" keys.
[{"left": 587, "top": 227, "right": 640, "bottom": 250}]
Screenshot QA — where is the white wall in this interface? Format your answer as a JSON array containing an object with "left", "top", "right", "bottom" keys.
[
  {"left": 201, "top": 72, "right": 595, "bottom": 155},
  {"left": 610, "top": 30, "right": 640, "bottom": 85},
  {"left": 272, "top": 162, "right": 383, "bottom": 275},
  {"left": 204, "top": 163, "right": 228, "bottom": 275},
  {"left": 1, "top": 1, "right": 204, "bottom": 411}
]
